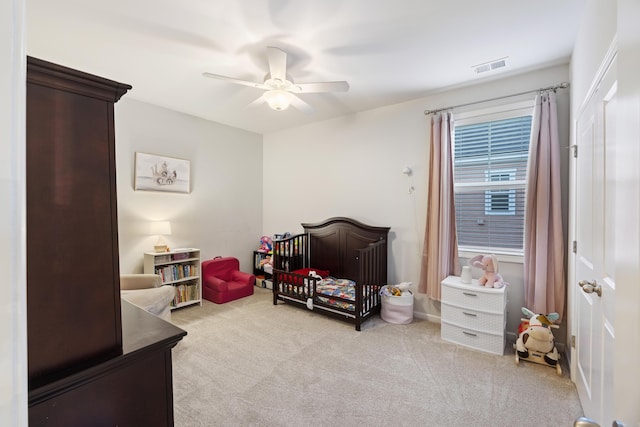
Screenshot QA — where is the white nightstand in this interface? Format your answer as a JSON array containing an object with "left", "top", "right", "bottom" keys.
[{"left": 440, "top": 275, "right": 507, "bottom": 355}]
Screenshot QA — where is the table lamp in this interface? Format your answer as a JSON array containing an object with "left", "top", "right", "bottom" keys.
[{"left": 149, "top": 221, "right": 171, "bottom": 252}]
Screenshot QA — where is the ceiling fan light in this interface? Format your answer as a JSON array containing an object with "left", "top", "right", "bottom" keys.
[{"left": 264, "top": 90, "right": 293, "bottom": 111}]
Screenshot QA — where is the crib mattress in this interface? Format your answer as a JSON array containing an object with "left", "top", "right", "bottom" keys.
[{"left": 278, "top": 274, "right": 381, "bottom": 312}]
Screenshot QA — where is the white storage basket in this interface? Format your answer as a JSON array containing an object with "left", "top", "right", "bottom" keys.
[{"left": 381, "top": 291, "right": 414, "bottom": 324}]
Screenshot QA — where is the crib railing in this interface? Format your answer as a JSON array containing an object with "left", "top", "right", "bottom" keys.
[
  {"left": 273, "top": 233, "right": 308, "bottom": 272},
  {"left": 356, "top": 239, "right": 387, "bottom": 321}
]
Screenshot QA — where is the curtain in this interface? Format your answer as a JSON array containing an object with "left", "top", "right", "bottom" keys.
[
  {"left": 524, "top": 91, "right": 565, "bottom": 319},
  {"left": 418, "top": 112, "right": 460, "bottom": 299}
]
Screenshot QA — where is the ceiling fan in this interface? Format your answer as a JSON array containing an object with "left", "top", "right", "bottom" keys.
[{"left": 202, "top": 46, "right": 349, "bottom": 112}]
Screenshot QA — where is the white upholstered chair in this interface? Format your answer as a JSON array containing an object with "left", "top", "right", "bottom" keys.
[{"left": 120, "top": 274, "right": 175, "bottom": 322}]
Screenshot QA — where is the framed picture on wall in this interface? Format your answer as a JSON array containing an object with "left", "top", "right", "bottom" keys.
[{"left": 134, "top": 152, "right": 190, "bottom": 194}]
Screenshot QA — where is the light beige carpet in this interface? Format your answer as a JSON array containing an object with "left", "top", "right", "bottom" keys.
[{"left": 171, "top": 288, "right": 583, "bottom": 427}]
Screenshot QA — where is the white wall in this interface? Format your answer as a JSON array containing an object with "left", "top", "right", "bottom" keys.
[
  {"left": 0, "top": 0, "right": 27, "bottom": 425},
  {"left": 571, "top": 0, "right": 617, "bottom": 108},
  {"left": 115, "top": 98, "right": 263, "bottom": 274},
  {"left": 263, "top": 64, "right": 570, "bottom": 339}
]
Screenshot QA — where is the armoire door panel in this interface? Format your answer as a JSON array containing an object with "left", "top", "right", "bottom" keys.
[{"left": 26, "top": 57, "right": 130, "bottom": 386}]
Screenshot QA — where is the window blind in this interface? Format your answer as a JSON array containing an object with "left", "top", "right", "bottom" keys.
[{"left": 453, "top": 115, "right": 532, "bottom": 254}]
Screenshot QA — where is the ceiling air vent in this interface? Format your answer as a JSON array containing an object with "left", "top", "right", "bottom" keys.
[{"left": 473, "top": 57, "right": 509, "bottom": 75}]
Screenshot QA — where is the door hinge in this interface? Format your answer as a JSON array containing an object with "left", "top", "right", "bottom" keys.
[
  {"left": 572, "top": 240, "right": 577, "bottom": 253},
  {"left": 571, "top": 335, "right": 576, "bottom": 348},
  {"left": 572, "top": 144, "right": 578, "bottom": 158}
]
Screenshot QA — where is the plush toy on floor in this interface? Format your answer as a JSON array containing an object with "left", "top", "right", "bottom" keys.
[
  {"left": 469, "top": 254, "right": 508, "bottom": 288},
  {"left": 515, "top": 307, "right": 562, "bottom": 375}
]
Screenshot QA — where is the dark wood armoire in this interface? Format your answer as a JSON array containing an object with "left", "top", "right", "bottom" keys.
[{"left": 26, "top": 57, "right": 186, "bottom": 426}]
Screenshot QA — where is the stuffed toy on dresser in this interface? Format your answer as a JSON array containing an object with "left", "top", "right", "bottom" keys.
[{"left": 469, "top": 253, "right": 508, "bottom": 288}]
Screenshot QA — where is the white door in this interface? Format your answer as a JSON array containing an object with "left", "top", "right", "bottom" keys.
[{"left": 573, "top": 55, "right": 617, "bottom": 425}]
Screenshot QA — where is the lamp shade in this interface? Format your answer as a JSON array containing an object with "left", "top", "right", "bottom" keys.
[{"left": 149, "top": 221, "right": 172, "bottom": 236}]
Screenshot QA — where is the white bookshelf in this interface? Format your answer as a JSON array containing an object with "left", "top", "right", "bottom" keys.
[{"left": 144, "top": 248, "right": 202, "bottom": 309}]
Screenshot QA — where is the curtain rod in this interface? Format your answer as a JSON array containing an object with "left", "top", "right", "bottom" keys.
[{"left": 423, "top": 81, "right": 569, "bottom": 115}]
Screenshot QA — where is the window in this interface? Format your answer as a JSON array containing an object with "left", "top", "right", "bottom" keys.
[
  {"left": 484, "top": 169, "right": 516, "bottom": 215},
  {"left": 452, "top": 102, "right": 533, "bottom": 255}
]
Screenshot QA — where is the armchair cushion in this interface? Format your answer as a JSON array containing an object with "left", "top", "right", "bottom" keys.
[
  {"left": 231, "top": 270, "right": 254, "bottom": 283},
  {"left": 205, "top": 275, "right": 229, "bottom": 293},
  {"left": 120, "top": 273, "right": 163, "bottom": 290},
  {"left": 120, "top": 274, "right": 175, "bottom": 322},
  {"left": 202, "top": 257, "right": 255, "bottom": 304}
]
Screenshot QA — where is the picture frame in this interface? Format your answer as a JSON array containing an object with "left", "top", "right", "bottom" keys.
[{"left": 134, "top": 152, "right": 190, "bottom": 194}]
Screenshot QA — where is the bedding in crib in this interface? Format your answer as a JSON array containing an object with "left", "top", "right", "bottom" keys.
[{"left": 281, "top": 272, "right": 369, "bottom": 311}]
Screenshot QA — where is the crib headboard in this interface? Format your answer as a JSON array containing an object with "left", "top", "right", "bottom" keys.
[{"left": 301, "top": 217, "right": 390, "bottom": 284}]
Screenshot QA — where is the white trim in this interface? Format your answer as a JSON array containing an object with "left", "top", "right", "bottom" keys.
[
  {"left": 575, "top": 35, "right": 618, "bottom": 119},
  {"left": 459, "top": 250, "right": 524, "bottom": 264},
  {"left": 1, "top": 0, "right": 27, "bottom": 424},
  {"left": 413, "top": 311, "right": 441, "bottom": 323}
]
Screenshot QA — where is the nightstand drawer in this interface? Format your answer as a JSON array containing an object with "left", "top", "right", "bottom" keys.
[
  {"left": 441, "top": 303, "right": 504, "bottom": 332},
  {"left": 441, "top": 322, "right": 505, "bottom": 355},
  {"left": 441, "top": 283, "right": 505, "bottom": 313}
]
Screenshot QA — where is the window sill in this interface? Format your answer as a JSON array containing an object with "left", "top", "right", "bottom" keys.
[{"left": 458, "top": 249, "right": 524, "bottom": 264}]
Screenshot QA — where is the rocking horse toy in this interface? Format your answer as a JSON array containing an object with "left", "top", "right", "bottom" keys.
[{"left": 514, "top": 307, "right": 562, "bottom": 375}]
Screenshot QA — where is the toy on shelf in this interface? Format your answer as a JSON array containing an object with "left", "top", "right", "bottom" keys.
[
  {"left": 469, "top": 254, "right": 508, "bottom": 288},
  {"left": 514, "top": 307, "right": 562, "bottom": 375},
  {"left": 259, "top": 255, "right": 272, "bottom": 268},
  {"left": 257, "top": 235, "right": 273, "bottom": 253}
]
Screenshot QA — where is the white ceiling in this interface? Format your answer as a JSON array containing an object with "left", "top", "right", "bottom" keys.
[{"left": 26, "top": 0, "right": 584, "bottom": 134}]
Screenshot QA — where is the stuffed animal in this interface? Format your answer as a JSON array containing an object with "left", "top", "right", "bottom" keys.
[
  {"left": 469, "top": 254, "right": 508, "bottom": 288},
  {"left": 258, "top": 235, "right": 273, "bottom": 253},
  {"left": 515, "top": 307, "right": 560, "bottom": 367}
]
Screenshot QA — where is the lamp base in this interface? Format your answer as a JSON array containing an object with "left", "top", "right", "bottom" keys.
[{"left": 154, "top": 244, "right": 168, "bottom": 253}]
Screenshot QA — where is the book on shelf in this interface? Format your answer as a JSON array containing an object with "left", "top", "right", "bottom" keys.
[
  {"left": 171, "top": 282, "right": 199, "bottom": 307},
  {"left": 155, "top": 263, "right": 198, "bottom": 283}
]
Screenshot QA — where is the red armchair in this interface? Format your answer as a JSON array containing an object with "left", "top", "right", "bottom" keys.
[{"left": 202, "top": 257, "right": 255, "bottom": 304}]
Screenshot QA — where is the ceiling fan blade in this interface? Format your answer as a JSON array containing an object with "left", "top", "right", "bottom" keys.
[
  {"left": 267, "top": 46, "right": 287, "bottom": 82},
  {"left": 292, "top": 81, "right": 350, "bottom": 93},
  {"left": 202, "top": 72, "right": 268, "bottom": 90},
  {"left": 247, "top": 95, "right": 266, "bottom": 109},
  {"left": 288, "top": 93, "right": 314, "bottom": 114}
]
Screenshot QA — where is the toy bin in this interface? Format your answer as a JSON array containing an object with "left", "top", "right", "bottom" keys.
[{"left": 381, "top": 291, "right": 414, "bottom": 324}]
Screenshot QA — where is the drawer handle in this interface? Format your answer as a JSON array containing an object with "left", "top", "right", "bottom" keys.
[
  {"left": 462, "top": 331, "right": 477, "bottom": 337},
  {"left": 462, "top": 292, "right": 478, "bottom": 297},
  {"left": 462, "top": 311, "right": 477, "bottom": 317}
]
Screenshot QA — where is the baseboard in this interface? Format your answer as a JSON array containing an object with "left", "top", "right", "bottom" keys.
[
  {"left": 413, "top": 311, "right": 440, "bottom": 323},
  {"left": 556, "top": 342, "right": 566, "bottom": 355}
]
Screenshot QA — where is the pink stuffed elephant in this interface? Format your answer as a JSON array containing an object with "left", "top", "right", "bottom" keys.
[{"left": 469, "top": 254, "right": 508, "bottom": 288}]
